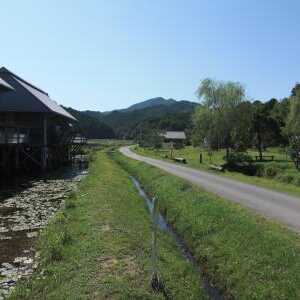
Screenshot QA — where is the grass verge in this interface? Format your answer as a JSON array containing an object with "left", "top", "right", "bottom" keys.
[
  {"left": 134, "top": 146, "right": 300, "bottom": 197},
  {"left": 114, "top": 150, "right": 300, "bottom": 299},
  {"left": 9, "top": 151, "right": 205, "bottom": 300}
]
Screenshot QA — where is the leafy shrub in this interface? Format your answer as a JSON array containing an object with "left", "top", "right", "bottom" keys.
[
  {"left": 225, "top": 152, "right": 252, "bottom": 165},
  {"left": 224, "top": 152, "right": 255, "bottom": 175},
  {"left": 293, "top": 177, "right": 300, "bottom": 186},
  {"left": 254, "top": 164, "right": 265, "bottom": 177},
  {"left": 276, "top": 173, "right": 295, "bottom": 184},
  {"left": 263, "top": 165, "right": 281, "bottom": 178}
]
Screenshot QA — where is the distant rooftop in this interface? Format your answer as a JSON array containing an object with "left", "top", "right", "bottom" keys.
[{"left": 163, "top": 131, "right": 186, "bottom": 140}]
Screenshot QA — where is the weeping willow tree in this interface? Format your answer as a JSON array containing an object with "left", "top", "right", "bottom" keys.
[{"left": 193, "top": 78, "right": 246, "bottom": 158}]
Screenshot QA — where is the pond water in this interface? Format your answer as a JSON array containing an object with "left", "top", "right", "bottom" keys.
[{"left": 0, "top": 167, "right": 88, "bottom": 299}]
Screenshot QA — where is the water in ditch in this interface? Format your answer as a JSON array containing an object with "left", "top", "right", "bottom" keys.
[{"left": 131, "top": 177, "right": 224, "bottom": 300}]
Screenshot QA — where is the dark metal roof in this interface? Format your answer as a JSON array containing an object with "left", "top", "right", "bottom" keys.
[
  {"left": 0, "top": 78, "right": 14, "bottom": 91},
  {"left": 0, "top": 67, "right": 76, "bottom": 121}
]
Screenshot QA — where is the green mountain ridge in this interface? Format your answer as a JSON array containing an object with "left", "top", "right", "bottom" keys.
[{"left": 66, "top": 97, "right": 198, "bottom": 139}]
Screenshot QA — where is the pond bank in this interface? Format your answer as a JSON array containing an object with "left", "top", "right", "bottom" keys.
[
  {"left": 0, "top": 167, "right": 87, "bottom": 299},
  {"left": 8, "top": 151, "right": 207, "bottom": 299}
]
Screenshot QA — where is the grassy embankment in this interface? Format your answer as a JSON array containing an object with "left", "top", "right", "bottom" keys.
[
  {"left": 9, "top": 150, "right": 205, "bottom": 300},
  {"left": 114, "top": 151, "right": 300, "bottom": 299},
  {"left": 135, "top": 146, "right": 300, "bottom": 197}
]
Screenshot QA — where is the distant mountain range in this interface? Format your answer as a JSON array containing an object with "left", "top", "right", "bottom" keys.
[
  {"left": 65, "top": 97, "right": 198, "bottom": 139},
  {"left": 124, "top": 97, "right": 178, "bottom": 112}
]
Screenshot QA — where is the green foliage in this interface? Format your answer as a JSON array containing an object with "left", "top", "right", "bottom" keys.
[
  {"left": 134, "top": 146, "right": 300, "bottom": 195},
  {"left": 252, "top": 100, "right": 284, "bottom": 160},
  {"left": 86, "top": 99, "right": 197, "bottom": 139},
  {"left": 193, "top": 78, "right": 247, "bottom": 150},
  {"left": 263, "top": 164, "right": 281, "bottom": 178},
  {"left": 139, "top": 128, "right": 163, "bottom": 149},
  {"left": 225, "top": 151, "right": 252, "bottom": 165},
  {"left": 223, "top": 151, "right": 255, "bottom": 174},
  {"left": 284, "top": 89, "right": 300, "bottom": 169},
  {"left": 64, "top": 106, "right": 115, "bottom": 139},
  {"left": 39, "top": 212, "right": 71, "bottom": 263}
]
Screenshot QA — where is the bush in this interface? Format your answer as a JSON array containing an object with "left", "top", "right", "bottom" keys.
[
  {"left": 254, "top": 164, "right": 265, "bottom": 177},
  {"left": 224, "top": 152, "right": 255, "bottom": 175},
  {"left": 293, "top": 177, "right": 300, "bottom": 186},
  {"left": 276, "top": 173, "right": 295, "bottom": 184},
  {"left": 263, "top": 165, "right": 281, "bottom": 178},
  {"left": 225, "top": 152, "right": 252, "bottom": 166}
]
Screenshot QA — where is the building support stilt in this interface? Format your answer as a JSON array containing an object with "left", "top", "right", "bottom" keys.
[{"left": 42, "top": 115, "right": 48, "bottom": 171}]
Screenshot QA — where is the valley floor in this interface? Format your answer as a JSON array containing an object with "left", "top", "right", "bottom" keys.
[
  {"left": 134, "top": 146, "right": 300, "bottom": 197},
  {"left": 121, "top": 146, "right": 300, "bottom": 232},
  {"left": 8, "top": 146, "right": 300, "bottom": 299},
  {"left": 115, "top": 148, "right": 300, "bottom": 299},
  {"left": 8, "top": 150, "right": 204, "bottom": 300}
]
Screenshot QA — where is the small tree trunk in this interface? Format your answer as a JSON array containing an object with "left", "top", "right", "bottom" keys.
[
  {"left": 258, "top": 146, "right": 263, "bottom": 161},
  {"left": 257, "top": 134, "right": 263, "bottom": 161},
  {"left": 226, "top": 147, "right": 230, "bottom": 160}
]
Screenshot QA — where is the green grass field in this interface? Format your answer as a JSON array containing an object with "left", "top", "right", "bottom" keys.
[
  {"left": 134, "top": 146, "right": 300, "bottom": 197},
  {"left": 9, "top": 150, "right": 205, "bottom": 300},
  {"left": 115, "top": 151, "right": 300, "bottom": 299}
]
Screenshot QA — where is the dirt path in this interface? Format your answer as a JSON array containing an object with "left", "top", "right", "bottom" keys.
[{"left": 120, "top": 146, "right": 300, "bottom": 232}]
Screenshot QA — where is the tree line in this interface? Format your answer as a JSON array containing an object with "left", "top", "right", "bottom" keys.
[{"left": 192, "top": 79, "right": 300, "bottom": 169}]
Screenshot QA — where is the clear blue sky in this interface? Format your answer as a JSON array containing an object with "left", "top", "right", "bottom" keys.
[{"left": 1, "top": 0, "right": 299, "bottom": 111}]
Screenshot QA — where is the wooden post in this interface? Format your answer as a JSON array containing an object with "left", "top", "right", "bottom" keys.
[
  {"left": 15, "top": 128, "right": 20, "bottom": 169},
  {"left": 42, "top": 115, "right": 48, "bottom": 170},
  {"left": 199, "top": 152, "right": 203, "bottom": 164},
  {"left": 170, "top": 142, "right": 174, "bottom": 159}
]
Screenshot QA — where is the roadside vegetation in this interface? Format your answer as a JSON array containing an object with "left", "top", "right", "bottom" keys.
[
  {"left": 132, "top": 80, "right": 300, "bottom": 196},
  {"left": 9, "top": 150, "right": 204, "bottom": 300},
  {"left": 134, "top": 146, "right": 300, "bottom": 197},
  {"left": 114, "top": 152, "right": 300, "bottom": 299}
]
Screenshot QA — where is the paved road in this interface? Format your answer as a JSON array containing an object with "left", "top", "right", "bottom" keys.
[{"left": 120, "top": 146, "right": 300, "bottom": 232}]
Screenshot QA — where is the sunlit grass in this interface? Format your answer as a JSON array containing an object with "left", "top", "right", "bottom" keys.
[
  {"left": 134, "top": 146, "right": 300, "bottom": 197},
  {"left": 115, "top": 151, "right": 300, "bottom": 299},
  {"left": 9, "top": 150, "right": 204, "bottom": 300}
]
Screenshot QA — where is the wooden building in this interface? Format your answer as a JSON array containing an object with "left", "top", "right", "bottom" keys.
[
  {"left": 162, "top": 131, "right": 186, "bottom": 148},
  {"left": 0, "top": 67, "right": 84, "bottom": 176}
]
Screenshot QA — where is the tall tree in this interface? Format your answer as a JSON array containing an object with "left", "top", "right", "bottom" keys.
[
  {"left": 252, "top": 101, "right": 280, "bottom": 160},
  {"left": 291, "top": 83, "right": 300, "bottom": 97},
  {"left": 194, "top": 78, "right": 246, "bottom": 157},
  {"left": 230, "top": 101, "right": 253, "bottom": 151},
  {"left": 284, "top": 89, "right": 300, "bottom": 169}
]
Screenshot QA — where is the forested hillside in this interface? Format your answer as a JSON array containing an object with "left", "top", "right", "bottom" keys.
[
  {"left": 63, "top": 107, "right": 115, "bottom": 139},
  {"left": 82, "top": 97, "right": 197, "bottom": 138}
]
